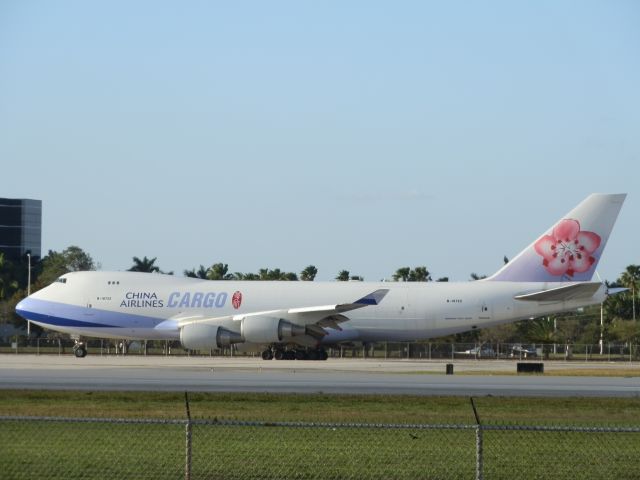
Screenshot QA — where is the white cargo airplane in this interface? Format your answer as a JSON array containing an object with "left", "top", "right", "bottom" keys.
[{"left": 16, "top": 194, "right": 626, "bottom": 360}]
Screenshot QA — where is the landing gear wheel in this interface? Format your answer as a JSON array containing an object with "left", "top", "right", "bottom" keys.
[
  {"left": 274, "top": 349, "right": 285, "bottom": 360},
  {"left": 294, "top": 350, "right": 307, "bottom": 361},
  {"left": 74, "top": 346, "right": 87, "bottom": 358},
  {"left": 261, "top": 349, "right": 273, "bottom": 360},
  {"left": 318, "top": 349, "right": 328, "bottom": 361},
  {"left": 284, "top": 350, "right": 295, "bottom": 360}
]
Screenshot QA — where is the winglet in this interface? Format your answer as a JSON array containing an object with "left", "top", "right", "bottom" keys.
[{"left": 354, "top": 289, "right": 389, "bottom": 306}]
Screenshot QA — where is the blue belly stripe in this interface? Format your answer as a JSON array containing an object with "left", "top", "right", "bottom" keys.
[
  {"left": 16, "top": 297, "right": 164, "bottom": 330},
  {"left": 19, "top": 310, "right": 121, "bottom": 328}
]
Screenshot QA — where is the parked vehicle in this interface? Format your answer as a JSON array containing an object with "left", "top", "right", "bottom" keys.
[
  {"left": 510, "top": 344, "right": 537, "bottom": 358},
  {"left": 457, "top": 345, "right": 497, "bottom": 358}
]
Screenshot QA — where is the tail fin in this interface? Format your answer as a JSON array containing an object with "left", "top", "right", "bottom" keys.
[{"left": 488, "top": 193, "right": 626, "bottom": 282}]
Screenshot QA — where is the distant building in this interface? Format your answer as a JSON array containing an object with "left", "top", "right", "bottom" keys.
[{"left": 0, "top": 198, "right": 42, "bottom": 260}]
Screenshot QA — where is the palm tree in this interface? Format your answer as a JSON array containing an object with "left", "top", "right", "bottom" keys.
[
  {"left": 470, "top": 273, "right": 487, "bottom": 281},
  {"left": 526, "top": 317, "right": 558, "bottom": 359},
  {"left": 128, "top": 256, "right": 160, "bottom": 273},
  {"left": 620, "top": 265, "right": 640, "bottom": 322},
  {"left": 237, "top": 272, "right": 259, "bottom": 281},
  {"left": 255, "top": 268, "right": 298, "bottom": 281},
  {"left": 184, "top": 265, "right": 208, "bottom": 279},
  {"left": 207, "top": 263, "right": 234, "bottom": 280},
  {"left": 300, "top": 265, "right": 318, "bottom": 281}
]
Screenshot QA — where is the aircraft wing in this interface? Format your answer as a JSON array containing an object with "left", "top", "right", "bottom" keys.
[
  {"left": 514, "top": 282, "right": 602, "bottom": 302},
  {"left": 176, "top": 289, "right": 389, "bottom": 337}
]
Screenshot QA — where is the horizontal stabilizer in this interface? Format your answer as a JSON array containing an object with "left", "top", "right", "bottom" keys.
[
  {"left": 607, "top": 287, "right": 628, "bottom": 296},
  {"left": 514, "top": 282, "right": 602, "bottom": 302}
]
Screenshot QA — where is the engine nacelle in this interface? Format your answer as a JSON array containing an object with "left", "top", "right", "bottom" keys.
[
  {"left": 241, "top": 316, "right": 306, "bottom": 344},
  {"left": 180, "top": 324, "right": 243, "bottom": 350}
]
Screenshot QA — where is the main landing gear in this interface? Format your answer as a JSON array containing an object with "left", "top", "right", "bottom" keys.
[
  {"left": 73, "top": 341, "right": 87, "bottom": 358},
  {"left": 261, "top": 347, "right": 328, "bottom": 361}
]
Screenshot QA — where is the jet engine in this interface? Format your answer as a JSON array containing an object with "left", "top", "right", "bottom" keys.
[
  {"left": 241, "top": 316, "right": 306, "bottom": 344},
  {"left": 180, "top": 324, "right": 243, "bottom": 350}
]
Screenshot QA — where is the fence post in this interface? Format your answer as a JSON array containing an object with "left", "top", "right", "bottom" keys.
[
  {"left": 184, "top": 392, "right": 192, "bottom": 480},
  {"left": 476, "top": 425, "right": 483, "bottom": 480},
  {"left": 470, "top": 397, "right": 483, "bottom": 480}
]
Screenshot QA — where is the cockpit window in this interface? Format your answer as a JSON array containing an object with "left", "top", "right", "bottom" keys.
[{"left": 55, "top": 277, "right": 67, "bottom": 284}]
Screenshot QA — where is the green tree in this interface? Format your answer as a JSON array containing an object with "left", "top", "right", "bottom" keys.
[
  {"left": 604, "top": 285, "right": 633, "bottom": 321},
  {"left": 236, "top": 272, "right": 259, "bottom": 281},
  {"left": 609, "top": 320, "right": 640, "bottom": 345},
  {"left": 470, "top": 273, "right": 487, "bottom": 281},
  {"left": 5, "top": 246, "right": 97, "bottom": 328},
  {"left": 393, "top": 266, "right": 431, "bottom": 282},
  {"left": 300, "top": 265, "right": 318, "bottom": 281},
  {"left": 184, "top": 265, "right": 208, "bottom": 279},
  {"left": 409, "top": 266, "right": 431, "bottom": 282},
  {"left": 620, "top": 265, "right": 640, "bottom": 321},
  {"left": 36, "top": 246, "right": 97, "bottom": 287},
  {"left": 0, "top": 253, "right": 18, "bottom": 300},
  {"left": 128, "top": 256, "right": 160, "bottom": 273},
  {"left": 282, "top": 272, "right": 298, "bottom": 281},
  {"left": 336, "top": 270, "right": 350, "bottom": 281},
  {"left": 207, "top": 263, "right": 234, "bottom": 280},
  {"left": 45, "top": 246, "right": 95, "bottom": 273},
  {"left": 392, "top": 267, "right": 411, "bottom": 282},
  {"left": 255, "top": 268, "right": 298, "bottom": 281},
  {"left": 526, "top": 317, "right": 559, "bottom": 359}
]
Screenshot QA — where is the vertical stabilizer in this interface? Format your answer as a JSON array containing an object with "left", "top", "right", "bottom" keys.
[{"left": 488, "top": 194, "right": 626, "bottom": 282}]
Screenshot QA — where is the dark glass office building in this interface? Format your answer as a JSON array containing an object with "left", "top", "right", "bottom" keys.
[{"left": 0, "top": 198, "right": 42, "bottom": 260}]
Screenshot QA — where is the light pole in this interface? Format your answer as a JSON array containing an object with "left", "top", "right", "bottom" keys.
[
  {"left": 600, "top": 302, "right": 604, "bottom": 355},
  {"left": 632, "top": 282, "right": 636, "bottom": 322},
  {"left": 26, "top": 253, "right": 31, "bottom": 336}
]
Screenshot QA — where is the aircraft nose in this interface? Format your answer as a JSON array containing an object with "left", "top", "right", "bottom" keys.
[{"left": 15, "top": 297, "right": 38, "bottom": 320}]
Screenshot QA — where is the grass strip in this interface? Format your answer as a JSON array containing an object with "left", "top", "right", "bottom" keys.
[{"left": 0, "top": 390, "right": 639, "bottom": 426}]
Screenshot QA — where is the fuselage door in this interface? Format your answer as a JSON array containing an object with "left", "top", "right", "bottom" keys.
[
  {"left": 477, "top": 300, "right": 492, "bottom": 325},
  {"left": 84, "top": 299, "right": 95, "bottom": 318}
]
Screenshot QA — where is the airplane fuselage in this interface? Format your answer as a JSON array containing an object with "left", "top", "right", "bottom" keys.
[{"left": 18, "top": 271, "right": 606, "bottom": 344}]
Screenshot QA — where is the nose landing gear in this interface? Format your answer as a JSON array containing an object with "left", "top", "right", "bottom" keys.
[{"left": 73, "top": 341, "right": 87, "bottom": 358}]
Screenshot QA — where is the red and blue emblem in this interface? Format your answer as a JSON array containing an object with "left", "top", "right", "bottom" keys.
[{"left": 232, "top": 291, "right": 243, "bottom": 309}]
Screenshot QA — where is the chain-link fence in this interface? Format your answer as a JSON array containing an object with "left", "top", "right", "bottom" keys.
[
  {"left": 2, "top": 338, "right": 639, "bottom": 362},
  {"left": 1, "top": 415, "right": 639, "bottom": 479}
]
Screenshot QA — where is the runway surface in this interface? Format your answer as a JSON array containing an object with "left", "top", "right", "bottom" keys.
[{"left": 1, "top": 355, "right": 639, "bottom": 397}]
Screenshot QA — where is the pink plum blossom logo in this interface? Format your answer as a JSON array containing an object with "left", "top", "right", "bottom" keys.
[
  {"left": 534, "top": 219, "right": 601, "bottom": 278},
  {"left": 232, "top": 291, "right": 243, "bottom": 309}
]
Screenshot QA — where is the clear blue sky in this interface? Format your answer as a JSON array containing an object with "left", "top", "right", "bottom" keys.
[{"left": 1, "top": 1, "right": 638, "bottom": 281}]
